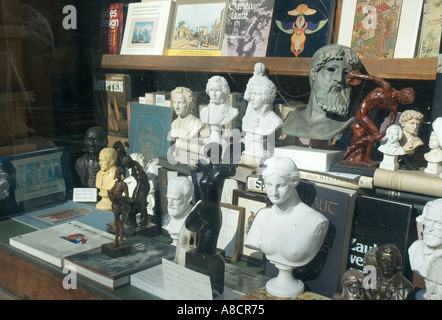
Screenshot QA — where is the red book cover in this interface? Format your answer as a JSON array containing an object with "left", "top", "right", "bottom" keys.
[{"left": 98, "top": 3, "right": 126, "bottom": 54}]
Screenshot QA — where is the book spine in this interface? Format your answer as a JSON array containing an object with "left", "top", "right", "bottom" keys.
[
  {"left": 431, "top": 37, "right": 442, "bottom": 122},
  {"left": 299, "top": 170, "right": 373, "bottom": 190},
  {"left": 374, "top": 188, "right": 436, "bottom": 206},
  {"left": 373, "top": 168, "right": 442, "bottom": 198}
]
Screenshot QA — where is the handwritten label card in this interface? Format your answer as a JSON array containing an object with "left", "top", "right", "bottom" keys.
[
  {"left": 73, "top": 188, "right": 97, "bottom": 202},
  {"left": 162, "top": 258, "right": 212, "bottom": 300}
]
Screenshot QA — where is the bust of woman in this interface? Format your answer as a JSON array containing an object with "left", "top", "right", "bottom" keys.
[
  {"left": 170, "top": 86, "right": 205, "bottom": 141},
  {"left": 244, "top": 156, "right": 329, "bottom": 298},
  {"left": 241, "top": 74, "right": 282, "bottom": 165}
]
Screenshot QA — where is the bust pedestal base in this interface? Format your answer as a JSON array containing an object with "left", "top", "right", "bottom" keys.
[
  {"left": 266, "top": 263, "right": 305, "bottom": 298},
  {"left": 101, "top": 242, "right": 132, "bottom": 258}
]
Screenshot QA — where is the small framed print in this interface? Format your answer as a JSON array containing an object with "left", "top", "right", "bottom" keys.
[
  {"left": 166, "top": 0, "right": 229, "bottom": 56},
  {"left": 217, "top": 203, "right": 245, "bottom": 263},
  {"left": 232, "top": 189, "right": 271, "bottom": 266}
]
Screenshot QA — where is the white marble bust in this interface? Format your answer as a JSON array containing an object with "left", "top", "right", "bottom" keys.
[
  {"left": 245, "top": 156, "right": 329, "bottom": 298},
  {"left": 379, "top": 125, "right": 406, "bottom": 171},
  {"left": 162, "top": 176, "right": 194, "bottom": 246},
  {"left": 409, "top": 199, "right": 442, "bottom": 278},
  {"left": 243, "top": 62, "right": 266, "bottom": 102},
  {"left": 199, "top": 76, "right": 238, "bottom": 144},
  {"left": 425, "top": 257, "right": 442, "bottom": 300},
  {"left": 170, "top": 86, "right": 205, "bottom": 141},
  {"left": 242, "top": 73, "right": 282, "bottom": 162},
  {"left": 399, "top": 109, "right": 424, "bottom": 154}
]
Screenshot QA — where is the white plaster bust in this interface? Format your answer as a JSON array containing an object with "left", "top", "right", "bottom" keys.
[
  {"left": 170, "top": 86, "right": 205, "bottom": 140},
  {"left": 199, "top": 76, "right": 238, "bottom": 144},
  {"left": 242, "top": 74, "right": 282, "bottom": 161},
  {"left": 408, "top": 198, "right": 442, "bottom": 278},
  {"left": 95, "top": 147, "right": 118, "bottom": 210},
  {"left": 243, "top": 62, "right": 266, "bottom": 102},
  {"left": 425, "top": 131, "right": 442, "bottom": 163},
  {"left": 162, "top": 176, "right": 194, "bottom": 245},
  {"left": 379, "top": 125, "right": 406, "bottom": 156},
  {"left": 399, "top": 109, "right": 424, "bottom": 154},
  {"left": 244, "top": 156, "right": 329, "bottom": 298},
  {"left": 425, "top": 257, "right": 442, "bottom": 300}
]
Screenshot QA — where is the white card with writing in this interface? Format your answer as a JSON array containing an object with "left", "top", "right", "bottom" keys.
[
  {"left": 73, "top": 188, "right": 97, "bottom": 203},
  {"left": 162, "top": 258, "right": 212, "bottom": 300}
]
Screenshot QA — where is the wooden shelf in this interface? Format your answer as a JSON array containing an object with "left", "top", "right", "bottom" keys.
[{"left": 101, "top": 54, "right": 437, "bottom": 80}]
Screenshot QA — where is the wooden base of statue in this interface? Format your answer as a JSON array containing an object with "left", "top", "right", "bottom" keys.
[
  {"left": 274, "top": 145, "right": 344, "bottom": 172},
  {"left": 101, "top": 242, "right": 132, "bottom": 258},
  {"left": 185, "top": 248, "right": 225, "bottom": 298},
  {"left": 330, "top": 162, "right": 377, "bottom": 177}
]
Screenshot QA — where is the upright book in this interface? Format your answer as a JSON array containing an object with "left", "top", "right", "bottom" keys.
[
  {"left": 0, "top": 147, "right": 72, "bottom": 215},
  {"left": 127, "top": 103, "right": 174, "bottom": 163},
  {"left": 63, "top": 236, "right": 176, "bottom": 290},
  {"left": 93, "top": 73, "right": 131, "bottom": 138},
  {"left": 220, "top": 0, "right": 275, "bottom": 57},
  {"left": 267, "top": 0, "right": 336, "bottom": 57},
  {"left": 417, "top": 0, "right": 442, "bottom": 58},
  {"left": 9, "top": 221, "right": 115, "bottom": 267},
  {"left": 97, "top": 3, "right": 126, "bottom": 54},
  {"left": 346, "top": 195, "right": 416, "bottom": 280},
  {"left": 120, "top": 1, "right": 175, "bottom": 55},
  {"left": 337, "top": 0, "right": 424, "bottom": 58}
]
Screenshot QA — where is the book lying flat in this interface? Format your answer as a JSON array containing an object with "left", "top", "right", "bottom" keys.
[
  {"left": 63, "top": 236, "right": 176, "bottom": 289},
  {"left": 9, "top": 221, "right": 115, "bottom": 267},
  {"left": 12, "top": 200, "right": 114, "bottom": 231}
]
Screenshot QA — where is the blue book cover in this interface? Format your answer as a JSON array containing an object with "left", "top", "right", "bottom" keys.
[
  {"left": 128, "top": 103, "right": 174, "bottom": 162},
  {"left": 12, "top": 200, "right": 114, "bottom": 232},
  {"left": 0, "top": 147, "right": 73, "bottom": 215},
  {"left": 267, "top": 0, "right": 336, "bottom": 57}
]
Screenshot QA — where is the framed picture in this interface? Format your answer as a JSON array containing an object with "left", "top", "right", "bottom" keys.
[
  {"left": 232, "top": 189, "right": 271, "bottom": 266},
  {"left": 217, "top": 203, "right": 245, "bottom": 263},
  {"left": 120, "top": 1, "right": 175, "bottom": 55},
  {"left": 337, "top": 0, "right": 423, "bottom": 58},
  {"left": 166, "top": 0, "right": 229, "bottom": 56}
]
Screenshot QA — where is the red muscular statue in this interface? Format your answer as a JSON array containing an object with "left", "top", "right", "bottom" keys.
[{"left": 341, "top": 71, "right": 415, "bottom": 167}]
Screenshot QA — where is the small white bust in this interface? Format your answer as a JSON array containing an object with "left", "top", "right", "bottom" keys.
[
  {"left": 425, "top": 257, "right": 442, "bottom": 300},
  {"left": 170, "top": 86, "right": 205, "bottom": 141},
  {"left": 162, "top": 176, "right": 194, "bottom": 245},
  {"left": 399, "top": 110, "right": 424, "bottom": 154},
  {"left": 242, "top": 75, "right": 282, "bottom": 162},
  {"left": 243, "top": 62, "right": 267, "bottom": 102},
  {"left": 199, "top": 76, "right": 238, "bottom": 144},
  {"left": 379, "top": 125, "right": 405, "bottom": 171},
  {"left": 409, "top": 199, "right": 442, "bottom": 278},
  {"left": 245, "top": 156, "right": 329, "bottom": 298}
]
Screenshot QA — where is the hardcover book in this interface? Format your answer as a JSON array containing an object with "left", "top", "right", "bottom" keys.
[
  {"left": 12, "top": 200, "right": 114, "bottom": 232},
  {"left": 9, "top": 221, "right": 115, "bottom": 267},
  {"left": 127, "top": 103, "right": 174, "bottom": 163},
  {"left": 417, "top": 0, "right": 442, "bottom": 58},
  {"left": 267, "top": 0, "right": 336, "bottom": 57},
  {"left": 265, "top": 180, "right": 357, "bottom": 299},
  {"left": 63, "top": 236, "right": 176, "bottom": 289},
  {"left": 120, "top": 1, "right": 175, "bottom": 55},
  {"left": 0, "top": 147, "right": 72, "bottom": 215},
  {"left": 220, "top": 0, "right": 275, "bottom": 57},
  {"left": 346, "top": 195, "right": 416, "bottom": 280},
  {"left": 165, "top": 0, "right": 229, "bottom": 56},
  {"left": 93, "top": 73, "right": 131, "bottom": 138},
  {"left": 97, "top": 3, "right": 126, "bottom": 54},
  {"left": 337, "top": 0, "right": 424, "bottom": 58}
]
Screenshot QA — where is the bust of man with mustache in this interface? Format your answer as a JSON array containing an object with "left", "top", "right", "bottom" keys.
[{"left": 282, "top": 44, "right": 362, "bottom": 141}]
